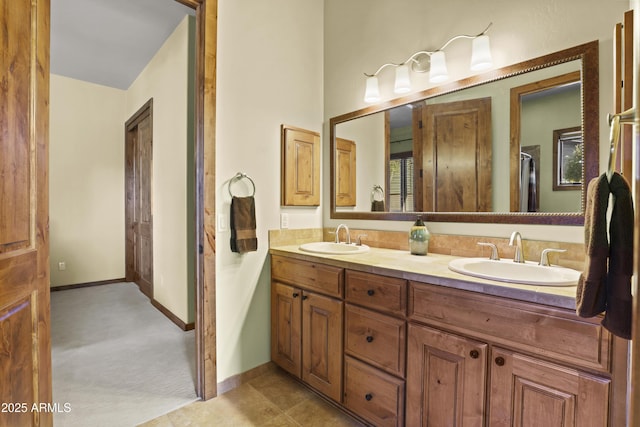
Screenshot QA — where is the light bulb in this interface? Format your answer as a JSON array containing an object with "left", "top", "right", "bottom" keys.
[
  {"left": 364, "top": 76, "right": 380, "bottom": 103},
  {"left": 429, "top": 51, "right": 448, "bottom": 83},
  {"left": 470, "top": 35, "right": 493, "bottom": 71},
  {"left": 394, "top": 64, "right": 411, "bottom": 94}
]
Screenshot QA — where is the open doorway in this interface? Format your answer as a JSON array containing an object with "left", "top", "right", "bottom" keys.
[{"left": 51, "top": 0, "right": 210, "bottom": 424}]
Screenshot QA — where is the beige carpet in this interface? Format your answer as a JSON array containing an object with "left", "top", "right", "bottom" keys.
[{"left": 51, "top": 282, "right": 198, "bottom": 427}]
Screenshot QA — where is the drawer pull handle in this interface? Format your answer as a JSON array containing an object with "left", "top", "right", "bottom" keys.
[
  {"left": 495, "top": 356, "right": 505, "bottom": 366},
  {"left": 366, "top": 336, "right": 374, "bottom": 343},
  {"left": 469, "top": 350, "right": 479, "bottom": 359},
  {"left": 367, "top": 289, "right": 375, "bottom": 296},
  {"left": 302, "top": 295, "right": 308, "bottom": 300},
  {"left": 292, "top": 293, "right": 299, "bottom": 298},
  {"left": 365, "top": 393, "right": 373, "bottom": 401}
]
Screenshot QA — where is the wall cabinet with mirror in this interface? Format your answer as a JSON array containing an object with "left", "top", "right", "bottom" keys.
[{"left": 330, "top": 41, "right": 599, "bottom": 225}]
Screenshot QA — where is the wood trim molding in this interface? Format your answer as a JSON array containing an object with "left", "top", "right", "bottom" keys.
[
  {"left": 150, "top": 298, "right": 195, "bottom": 331},
  {"left": 50, "top": 278, "right": 126, "bottom": 292},
  {"left": 216, "top": 362, "right": 278, "bottom": 395}
]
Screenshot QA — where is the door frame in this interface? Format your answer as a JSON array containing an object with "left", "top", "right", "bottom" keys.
[{"left": 174, "top": 0, "right": 217, "bottom": 399}]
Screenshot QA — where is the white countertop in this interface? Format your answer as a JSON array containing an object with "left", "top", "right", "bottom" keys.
[{"left": 269, "top": 245, "right": 580, "bottom": 311}]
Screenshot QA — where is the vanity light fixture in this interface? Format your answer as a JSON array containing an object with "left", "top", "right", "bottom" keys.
[{"left": 363, "top": 23, "right": 494, "bottom": 103}]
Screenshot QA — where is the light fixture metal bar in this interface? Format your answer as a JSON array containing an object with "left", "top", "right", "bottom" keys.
[{"left": 364, "top": 23, "right": 493, "bottom": 77}]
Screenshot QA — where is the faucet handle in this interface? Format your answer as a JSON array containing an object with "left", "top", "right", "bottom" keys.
[
  {"left": 539, "top": 248, "right": 567, "bottom": 266},
  {"left": 477, "top": 242, "right": 500, "bottom": 260},
  {"left": 356, "top": 234, "right": 368, "bottom": 246}
]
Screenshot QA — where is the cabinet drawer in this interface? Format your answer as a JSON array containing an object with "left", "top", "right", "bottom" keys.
[
  {"left": 346, "top": 270, "right": 406, "bottom": 316},
  {"left": 344, "top": 356, "right": 405, "bottom": 427},
  {"left": 271, "top": 255, "right": 344, "bottom": 298},
  {"left": 345, "top": 304, "right": 406, "bottom": 377},
  {"left": 409, "top": 281, "right": 612, "bottom": 372}
]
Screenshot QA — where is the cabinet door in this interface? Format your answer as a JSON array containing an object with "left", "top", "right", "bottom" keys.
[
  {"left": 407, "top": 324, "right": 487, "bottom": 427},
  {"left": 302, "top": 291, "right": 344, "bottom": 402},
  {"left": 488, "top": 347, "right": 610, "bottom": 427},
  {"left": 271, "top": 282, "right": 302, "bottom": 377}
]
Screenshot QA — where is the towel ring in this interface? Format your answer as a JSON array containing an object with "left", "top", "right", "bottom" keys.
[
  {"left": 229, "top": 172, "right": 256, "bottom": 198},
  {"left": 371, "top": 185, "right": 384, "bottom": 202}
]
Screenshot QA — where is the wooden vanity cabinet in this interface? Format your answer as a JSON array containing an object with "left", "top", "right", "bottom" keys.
[
  {"left": 270, "top": 256, "right": 344, "bottom": 402},
  {"left": 271, "top": 254, "right": 623, "bottom": 426},
  {"left": 406, "top": 324, "right": 487, "bottom": 426},
  {"left": 343, "top": 270, "right": 407, "bottom": 427},
  {"left": 407, "top": 280, "right": 617, "bottom": 427}
]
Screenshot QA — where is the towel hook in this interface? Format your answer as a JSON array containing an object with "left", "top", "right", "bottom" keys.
[
  {"left": 606, "top": 107, "right": 637, "bottom": 182},
  {"left": 228, "top": 172, "right": 256, "bottom": 198}
]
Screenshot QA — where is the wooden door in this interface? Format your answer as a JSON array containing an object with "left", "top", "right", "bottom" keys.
[
  {"left": 270, "top": 282, "right": 302, "bottom": 377},
  {"left": 336, "top": 137, "right": 357, "bottom": 207},
  {"left": 488, "top": 347, "right": 609, "bottom": 427},
  {"left": 0, "top": 0, "right": 52, "bottom": 425},
  {"left": 406, "top": 324, "right": 487, "bottom": 427},
  {"left": 302, "top": 291, "right": 343, "bottom": 402},
  {"left": 125, "top": 102, "right": 154, "bottom": 298},
  {"left": 419, "top": 98, "right": 492, "bottom": 212}
]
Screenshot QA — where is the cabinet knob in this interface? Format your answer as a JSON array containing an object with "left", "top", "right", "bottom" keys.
[
  {"left": 366, "top": 335, "right": 374, "bottom": 343},
  {"left": 292, "top": 292, "right": 299, "bottom": 298},
  {"left": 367, "top": 289, "right": 375, "bottom": 296},
  {"left": 365, "top": 393, "right": 373, "bottom": 401},
  {"left": 302, "top": 295, "right": 308, "bottom": 300},
  {"left": 469, "top": 349, "right": 479, "bottom": 359},
  {"left": 495, "top": 356, "right": 505, "bottom": 366}
]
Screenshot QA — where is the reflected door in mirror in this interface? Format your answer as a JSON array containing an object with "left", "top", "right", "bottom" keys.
[
  {"left": 415, "top": 97, "right": 492, "bottom": 212},
  {"left": 336, "top": 137, "right": 357, "bottom": 206}
]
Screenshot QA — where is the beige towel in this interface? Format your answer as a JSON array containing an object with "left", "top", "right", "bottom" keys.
[
  {"left": 602, "top": 173, "right": 633, "bottom": 339},
  {"left": 576, "top": 174, "right": 609, "bottom": 317},
  {"left": 230, "top": 196, "right": 257, "bottom": 253}
]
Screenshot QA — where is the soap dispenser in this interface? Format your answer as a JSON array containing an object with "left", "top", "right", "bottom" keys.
[{"left": 409, "top": 216, "right": 430, "bottom": 255}]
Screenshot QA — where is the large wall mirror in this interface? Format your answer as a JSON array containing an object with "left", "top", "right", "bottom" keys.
[{"left": 330, "top": 41, "right": 599, "bottom": 225}]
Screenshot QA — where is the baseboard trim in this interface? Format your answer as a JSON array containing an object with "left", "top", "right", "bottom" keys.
[
  {"left": 50, "top": 278, "right": 126, "bottom": 292},
  {"left": 150, "top": 298, "right": 195, "bottom": 331},
  {"left": 217, "top": 362, "right": 278, "bottom": 395}
]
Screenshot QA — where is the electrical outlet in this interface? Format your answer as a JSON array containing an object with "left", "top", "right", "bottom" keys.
[
  {"left": 280, "top": 213, "right": 289, "bottom": 229},
  {"left": 58, "top": 261, "right": 66, "bottom": 271}
]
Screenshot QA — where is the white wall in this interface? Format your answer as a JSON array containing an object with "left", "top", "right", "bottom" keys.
[
  {"left": 216, "top": 0, "right": 324, "bottom": 382},
  {"left": 49, "top": 76, "right": 127, "bottom": 286},
  {"left": 324, "top": 0, "right": 630, "bottom": 242},
  {"left": 127, "top": 15, "right": 193, "bottom": 323}
]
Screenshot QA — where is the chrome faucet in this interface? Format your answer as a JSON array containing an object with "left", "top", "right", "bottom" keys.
[
  {"left": 539, "top": 248, "right": 567, "bottom": 266},
  {"left": 335, "top": 224, "right": 351, "bottom": 244},
  {"left": 509, "top": 231, "right": 525, "bottom": 263}
]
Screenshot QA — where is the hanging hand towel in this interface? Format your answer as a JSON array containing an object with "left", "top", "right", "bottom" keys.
[
  {"left": 371, "top": 200, "right": 385, "bottom": 212},
  {"left": 230, "top": 196, "right": 257, "bottom": 253},
  {"left": 602, "top": 172, "right": 634, "bottom": 339},
  {"left": 576, "top": 174, "right": 609, "bottom": 317}
]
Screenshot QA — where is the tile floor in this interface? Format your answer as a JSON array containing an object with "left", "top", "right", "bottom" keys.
[{"left": 139, "top": 367, "right": 365, "bottom": 426}]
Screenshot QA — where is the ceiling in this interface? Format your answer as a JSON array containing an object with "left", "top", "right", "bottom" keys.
[{"left": 51, "top": 0, "right": 194, "bottom": 90}]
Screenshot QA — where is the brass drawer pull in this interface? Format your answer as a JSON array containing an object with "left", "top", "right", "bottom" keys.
[
  {"left": 365, "top": 393, "right": 373, "bottom": 401},
  {"left": 366, "top": 335, "right": 374, "bottom": 343},
  {"left": 367, "top": 289, "right": 375, "bottom": 296}
]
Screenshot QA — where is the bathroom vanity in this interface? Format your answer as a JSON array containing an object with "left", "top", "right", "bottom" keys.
[{"left": 269, "top": 246, "right": 627, "bottom": 427}]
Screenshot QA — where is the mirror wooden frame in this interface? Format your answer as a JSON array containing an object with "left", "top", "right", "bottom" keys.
[{"left": 330, "top": 41, "right": 599, "bottom": 225}]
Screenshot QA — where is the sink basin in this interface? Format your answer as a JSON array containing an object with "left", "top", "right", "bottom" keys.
[
  {"left": 448, "top": 257, "right": 580, "bottom": 286},
  {"left": 299, "top": 242, "right": 370, "bottom": 255}
]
